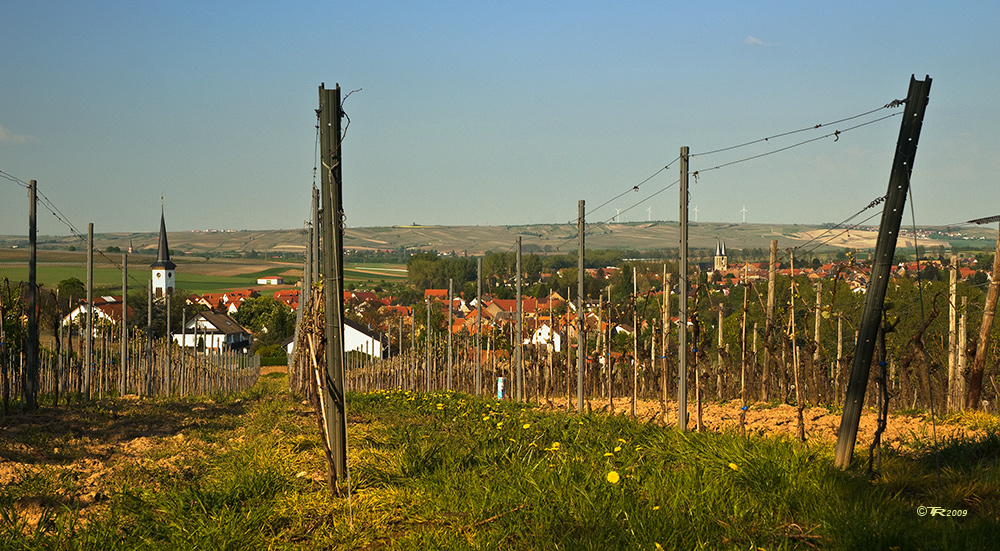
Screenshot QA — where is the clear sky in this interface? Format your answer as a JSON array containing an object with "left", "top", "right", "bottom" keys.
[{"left": 1, "top": 1, "right": 997, "bottom": 237}]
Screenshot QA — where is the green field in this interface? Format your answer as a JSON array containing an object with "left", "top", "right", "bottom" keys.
[{"left": 0, "top": 257, "right": 407, "bottom": 296}]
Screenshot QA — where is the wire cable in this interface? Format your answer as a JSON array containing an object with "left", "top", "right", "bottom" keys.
[
  {"left": 586, "top": 157, "right": 679, "bottom": 219},
  {"left": 792, "top": 195, "right": 887, "bottom": 254},
  {"left": 690, "top": 100, "right": 905, "bottom": 159},
  {"left": 691, "top": 112, "right": 901, "bottom": 176},
  {"left": 0, "top": 170, "right": 31, "bottom": 189}
]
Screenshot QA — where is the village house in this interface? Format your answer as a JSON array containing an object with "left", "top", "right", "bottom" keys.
[
  {"left": 172, "top": 310, "right": 252, "bottom": 352},
  {"left": 62, "top": 296, "right": 133, "bottom": 335}
]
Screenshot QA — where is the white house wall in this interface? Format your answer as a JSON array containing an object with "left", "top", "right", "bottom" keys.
[{"left": 344, "top": 325, "right": 383, "bottom": 357}]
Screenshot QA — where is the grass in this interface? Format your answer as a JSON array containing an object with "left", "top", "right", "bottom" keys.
[{"left": 1, "top": 382, "right": 998, "bottom": 549}]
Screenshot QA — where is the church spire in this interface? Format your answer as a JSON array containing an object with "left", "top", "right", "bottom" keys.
[
  {"left": 150, "top": 204, "right": 176, "bottom": 299},
  {"left": 151, "top": 206, "right": 176, "bottom": 270}
]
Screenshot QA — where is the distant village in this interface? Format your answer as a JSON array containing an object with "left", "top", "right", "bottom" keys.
[{"left": 61, "top": 213, "right": 996, "bottom": 365}]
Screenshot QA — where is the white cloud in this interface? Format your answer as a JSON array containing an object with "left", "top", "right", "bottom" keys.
[
  {"left": 0, "top": 124, "right": 36, "bottom": 145},
  {"left": 745, "top": 35, "right": 773, "bottom": 47}
]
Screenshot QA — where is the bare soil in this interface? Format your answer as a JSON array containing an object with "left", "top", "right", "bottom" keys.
[
  {"left": 542, "top": 397, "right": 978, "bottom": 449},
  {"left": 0, "top": 397, "right": 247, "bottom": 525}
]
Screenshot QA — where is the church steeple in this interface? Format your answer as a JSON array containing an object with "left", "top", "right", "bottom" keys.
[
  {"left": 150, "top": 205, "right": 176, "bottom": 298},
  {"left": 714, "top": 238, "right": 728, "bottom": 272}
]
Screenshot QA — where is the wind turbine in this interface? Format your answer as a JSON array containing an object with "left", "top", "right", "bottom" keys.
[
  {"left": 693, "top": 205, "right": 699, "bottom": 222},
  {"left": 741, "top": 205, "right": 748, "bottom": 223},
  {"left": 615, "top": 208, "right": 621, "bottom": 222},
  {"left": 646, "top": 206, "right": 652, "bottom": 221}
]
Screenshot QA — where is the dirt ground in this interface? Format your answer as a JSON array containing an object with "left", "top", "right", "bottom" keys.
[
  {"left": 540, "top": 397, "right": 978, "bottom": 449},
  {"left": 0, "top": 395, "right": 249, "bottom": 526}
]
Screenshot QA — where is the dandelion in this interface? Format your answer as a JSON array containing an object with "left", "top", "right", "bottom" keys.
[
  {"left": 606, "top": 471, "right": 620, "bottom": 484},
  {"left": 436, "top": 403, "right": 444, "bottom": 410},
  {"left": 652, "top": 505, "right": 660, "bottom": 511},
  {"left": 614, "top": 446, "right": 622, "bottom": 453},
  {"left": 655, "top": 544, "right": 664, "bottom": 551},
  {"left": 496, "top": 422, "right": 504, "bottom": 429},
  {"left": 550, "top": 441, "right": 560, "bottom": 449},
  {"left": 482, "top": 416, "right": 490, "bottom": 421},
  {"left": 603, "top": 452, "right": 614, "bottom": 457},
  {"left": 728, "top": 463, "right": 739, "bottom": 471},
  {"left": 522, "top": 423, "right": 531, "bottom": 429}
]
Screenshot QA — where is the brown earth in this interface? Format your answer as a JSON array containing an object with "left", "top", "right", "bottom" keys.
[
  {"left": 541, "top": 398, "right": 978, "bottom": 449},
  {"left": 0, "top": 396, "right": 250, "bottom": 528}
]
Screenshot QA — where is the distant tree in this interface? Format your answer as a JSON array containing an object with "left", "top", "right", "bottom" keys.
[
  {"left": 233, "top": 296, "right": 295, "bottom": 348},
  {"left": 57, "top": 277, "right": 86, "bottom": 307}
]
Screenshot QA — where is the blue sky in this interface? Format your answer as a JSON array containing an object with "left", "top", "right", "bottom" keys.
[{"left": 1, "top": 1, "right": 997, "bottom": 237}]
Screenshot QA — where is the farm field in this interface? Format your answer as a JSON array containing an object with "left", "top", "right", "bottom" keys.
[
  {"left": 0, "top": 248, "right": 406, "bottom": 295},
  {"left": 1, "top": 375, "right": 997, "bottom": 550}
]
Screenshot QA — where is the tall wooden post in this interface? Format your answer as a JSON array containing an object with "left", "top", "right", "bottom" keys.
[
  {"left": 678, "top": 147, "right": 689, "bottom": 430},
  {"left": 516, "top": 236, "right": 523, "bottom": 401},
  {"left": 146, "top": 280, "right": 153, "bottom": 397},
  {"left": 967, "top": 221, "right": 1000, "bottom": 408},
  {"left": 476, "top": 257, "right": 482, "bottom": 396},
  {"left": 948, "top": 255, "right": 958, "bottom": 410},
  {"left": 577, "top": 200, "right": 585, "bottom": 412},
  {"left": 25, "top": 180, "right": 39, "bottom": 410},
  {"left": 661, "top": 269, "right": 671, "bottom": 421},
  {"left": 762, "top": 239, "right": 777, "bottom": 401},
  {"left": 121, "top": 253, "right": 127, "bottom": 395},
  {"left": 447, "top": 278, "right": 453, "bottom": 391},
  {"left": 319, "top": 83, "right": 348, "bottom": 487},
  {"left": 426, "top": 298, "right": 431, "bottom": 392},
  {"left": 632, "top": 266, "right": 638, "bottom": 417},
  {"left": 958, "top": 295, "right": 967, "bottom": 406},
  {"left": 166, "top": 292, "right": 171, "bottom": 395},
  {"left": 717, "top": 306, "right": 724, "bottom": 400},
  {"left": 312, "top": 186, "right": 320, "bottom": 283},
  {"left": 85, "top": 223, "right": 94, "bottom": 402},
  {"left": 835, "top": 75, "right": 932, "bottom": 468}
]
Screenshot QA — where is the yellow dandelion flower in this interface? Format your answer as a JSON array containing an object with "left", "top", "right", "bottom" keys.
[
  {"left": 728, "top": 463, "right": 739, "bottom": 471},
  {"left": 496, "top": 422, "right": 504, "bottom": 429},
  {"left": 482, "top": 416, "right": 490, "bottom": 421},
  {"left": 436, "top": 403, "right": 444, "bottom": 410},
  {"left": 603, "top": 452, "right": 614, "bottom": 457},
  {"left": 606, "top": 471, "right": 620, "bottom": 484},
  {"left": 614, "top": 446, "right": 622, "bottom": 453},
  {"left": 551, "top": 441, "right": 560, "bottom": 449},
  {"left": 617, "top": 438, "right": 627, "bottom": 443},
  {"left": 522, "top": 423, "right": 531, "bottom": 429},
  {"left": 655, "top": 543, "right": 664, "bottom": 551},
  {"left": 652, "top": 505, "right": 660, "bottom": 511}
]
